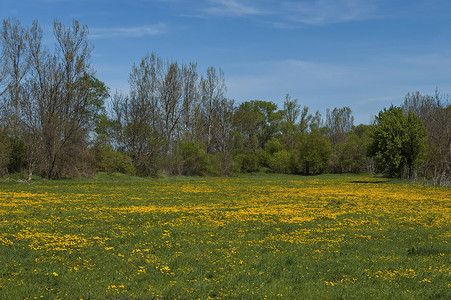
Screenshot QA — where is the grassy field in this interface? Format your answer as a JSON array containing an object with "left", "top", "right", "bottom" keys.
[{"left": 0, "top": 173, "right": 450, "bottom": 299}]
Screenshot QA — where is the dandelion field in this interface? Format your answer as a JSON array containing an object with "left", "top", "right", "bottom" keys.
[{"left": 0, "top": 174, "right": 450, "bottom": 299}]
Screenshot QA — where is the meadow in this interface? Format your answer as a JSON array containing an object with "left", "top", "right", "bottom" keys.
[{"left": 0, "top": 173, "right": 450, "bottom": 299}]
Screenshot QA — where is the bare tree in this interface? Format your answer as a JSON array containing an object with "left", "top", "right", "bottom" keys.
[
  {"left": 0, "top": 18, "right": 30, "bottom": 135},
  {"left": 200, "top": 66, "right": 226, "bottom": 153},
  {"left": 118, "top": 53, "right": 164, "bottom": 175},
  {"left": 326, "top": 106, "right": 354, "bottom": 144},
  {"left": 213, "top": 97, "right": 235, "bottom": 153},
  {"left": 0, "top": 27, "right": 7, "bottom": 96},
  {"left": 159, "top": 60, "right": 183, "bottom": 149},
  {"left": 20, "top": 19, "right": 102, "bottom": 178},
  {"left": 179, "top": 62, "right": 198, "bottom": 142},
  {"left": 403, "top": 90, "right": 451, "bottom": 185}
]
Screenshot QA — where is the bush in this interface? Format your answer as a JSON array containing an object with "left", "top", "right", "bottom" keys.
[
  {"left": 0, "top": 130, "right": 11, "bottom": 176},
  {"left": 264, "top": 137, "right": 283, "bottom": 155},
  {"left": 298, "top": 132, "right": 332, "bottom": 175},
  {"left": 269, "top": 150, "right": 295, "bottom": 174},
  {"left": 93, "top": 145, "right": 136, "bottom": 175},
  {"left": 175, "top": 142, "right": 208, "bottom": 176},
  {"left": 234, "top": 153, "right": 260, "bottom": 173},
  {"left": 7, "top": 139, "right": 27, "bottom": 174}
]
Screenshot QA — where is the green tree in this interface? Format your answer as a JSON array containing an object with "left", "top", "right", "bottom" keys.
[
  {"left": 92, "top": 145, "right": 136, "bottom": 175},
  {"left": 298, "top": 132, "right": 332, "bottom": 175},
  {"left": 232, "top": 100, "right": 281, "bottom": 149},
  {"left": 174, "top": 142, "right": 208, "bottom": 176},
  {"left": 368, "top": 105, "right": 427, "bottom": 178},
  {"left": 269, "top": 150, "right": 295, "bottom": 174}
]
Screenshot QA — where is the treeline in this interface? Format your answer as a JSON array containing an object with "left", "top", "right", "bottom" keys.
[{"left": 0, "top": 19, "right": 450, "bottom": 185}]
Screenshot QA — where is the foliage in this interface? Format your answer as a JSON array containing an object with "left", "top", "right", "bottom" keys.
[
  {"left": 174, "top": 142, "right": 208, "bottom": 176},
  {"left": 328, "top": 124, "right": 372, "bottom": 173},
  {"left": 369, "top": 106, "right": 427, "bottom": 178},
  {"left": 0, "top": 128, "right": 11, "bottom": 175},
  {"left": 298, "top": 131, "right": 333, "bottom": 175},
  {"left": 234, "top": 152, "right": 260, "bottom": 173},
  {"left": 232, "top": 100, "right": 281, "bottom": 149},
  {"left": 92, "top": 145, "right": 136, "bottom": 176},
  {"left": 269, "top": 149, "right": 295, "bottom": 174}
]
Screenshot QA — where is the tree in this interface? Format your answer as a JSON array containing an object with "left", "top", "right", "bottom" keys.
[
  {"left": 233, "top": 100, "right": 280, "bottom": 149},
  {"left": 297, "top": 131, "right": 332, "bottom": 175},
  {"left": 269, "top": 150, "right": 295, "bottom": 174},
  {"left": 325, "top": 106, "right": 355, "bottom": 173},
  {"left": 283, "top": 94, "right": 301, "bottom": 125},
  {"left": 179, "top": 62, "right": 199, "bottom": 142},
  {"left": 0, "top": 18, "right": 32, "bottom": 175},
  {"left": 368, "top": 105, "right": 427, "bottom": 178},
  {"left": 18, "top": 19, "right": 105, "bottom": 178},
  {"left": 159, "top": 60, "right": 183, "bottom": 150},
  {"left": 403, "top": 90, "right": 451, "bottom": 185},
  {"left": 332, "top": 126, "right": 372, "bottom": 173},
  {"left": 199, "top": 66, "right": 227, "bottom": 153},
  {"left": 0, "top": 18, "right": 30, "bottom": 117},
  {"left": 280, "top": 94, "right": 302, "bottom": 149},
  {"left": 326, "top": 106, "right": 354, "bottom": 144},
  {"left": 174, "top": 142, "right": 208, "bottom": 176}
]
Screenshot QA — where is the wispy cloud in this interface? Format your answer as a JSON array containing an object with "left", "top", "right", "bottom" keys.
[
  {"left": 201, "top": 0, "right": 267, "bottom": 17},
  {"left": 39, "top": 0, "right": 71, "bottom": 2},
  {"left": 196, "top": 0, "right": 381, "bottom": 25},
  {"left": 90, "top": 24, "right": 167, "bottom": 39},
  {"left": 280, "top": 0, "right": 380, "bottom": 25},
  {"left": 226, "top": 54, "right": 451, "bottom": 123}
]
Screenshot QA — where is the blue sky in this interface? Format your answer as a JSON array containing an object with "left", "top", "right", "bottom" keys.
[{"left": 2, "top": 0, "right": 451, "bottom": 124}]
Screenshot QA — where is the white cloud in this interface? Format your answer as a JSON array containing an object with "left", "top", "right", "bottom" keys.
[
  {"left": 202, "top": 0, "right": 268, "bottom": 17},
  {"left": 39, "top": 0, "right": 71, "bottom": 2},
  {"left": 280, "top": 0, "right": 380, "bottom": 25},
  {"left": 197, "top": 0, "right": 382, "bottom": 25},
  {"left": 89, "top": 24, "right": 167, "bottom": 39}
]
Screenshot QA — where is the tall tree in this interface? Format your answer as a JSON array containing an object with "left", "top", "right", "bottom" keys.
[
  {"left": 118, "top": 53, "right": 163, "bottom": 175},
  {"left": 159, "top": 60, "right": 183, "bottom": 150},
  {"left": 233, "top": 100, "right": 280, "bottom": 150},
  {"left": 403, "top": 91, "right": 451, "bottom": 184},
  {"left": 179, "top": 62, "right": 198, "bottom": 142},
  {"left": 368, "top": 105, "right": 427, "bottom": 178},
  {"left": 21, "top": 19, "right": 104, "bottom": 178},
  {"left": 200, "top": 66, "right": 226, "bottom": 153},
  {"left": 326, "top": 106, "right": 354, "bottom": 144},
  {"left": 0, "top": 18, "right": 29, "bottom": 112},
  {"left": 283, "top": 94, "right": 301, "bottom": 125}
]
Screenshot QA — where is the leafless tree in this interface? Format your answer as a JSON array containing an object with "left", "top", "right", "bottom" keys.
[
  {"left": 179, "top": 62, "right": 198, "bottom": 142},
  {"left": 213, "top": 97, "right": 235, "bottom": 153},
  {"left": 159, "top": 60, "right": 183, "bottom": 150},
  {"left": 0, "top": 18, "right": 30, "bottom": 135},
  {"left": 326, "top": 106, "right": 354, "bottom": 144},
  {"left": 117, "top": 53, "right": 164, "bottom": 175},
  {"left": 200, "top": 66, "right": 226, "bottom": 153},
  {"left": 19, "top": 19, "right": 101, "bottom": 178},
  {"left": 403, "top": 90, "right": 451, "bottom": 185}
]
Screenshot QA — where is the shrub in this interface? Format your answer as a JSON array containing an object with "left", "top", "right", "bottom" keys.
[
  {"left": 269, "top": 150, "right": 295, "bottom": 174},
  {"left": 175, "top": 142, "right": 208, "bottom": 176},
  {"left": 93, "top": 145, "right": 136, "bottom": 175}
]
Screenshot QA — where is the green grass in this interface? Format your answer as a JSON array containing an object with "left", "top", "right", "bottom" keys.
[{"left": 0, "top": 173, "right": 450, "bottom": 299}]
